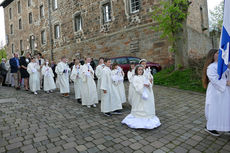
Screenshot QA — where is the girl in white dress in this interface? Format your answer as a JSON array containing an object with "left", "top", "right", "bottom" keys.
[
  {"left": 27, "top": 57, "right": 40, "bottom": 95},
  {"left": 95, "top": 57, "right": 105, "bottom": 102},
  {"left": 202, "top": 49, "right": 230, "bottom": 136},
  {"left": 140, "top": 59, "right": 153, "bottom": 84},
  {"left": 70, "top": 59, "right": 82, "bottom": 102},
  {"left": 122, "top": 65, "right": 161, "bottom": 129},
  {"left": 111, "top": 63, "right": 126, "bottom": 104},
  {"left": 42, "top": 60, "right": 56, "bottom": 93},
  {"left": 128, "top": 62, "right": 136, "bottom": 105}
]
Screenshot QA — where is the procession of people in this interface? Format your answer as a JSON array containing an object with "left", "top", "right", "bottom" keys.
[{"left": 0, "top": 50, "right": 230, "bottom": 135}]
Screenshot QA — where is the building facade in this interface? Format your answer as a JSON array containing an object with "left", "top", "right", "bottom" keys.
[{"left": 1, "top": 0, "right": 211, "bottom": 67}]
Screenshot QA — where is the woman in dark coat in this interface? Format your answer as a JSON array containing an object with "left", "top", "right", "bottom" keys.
[{"left": 20, "top": 52, "right": 31, "bottom": 90}]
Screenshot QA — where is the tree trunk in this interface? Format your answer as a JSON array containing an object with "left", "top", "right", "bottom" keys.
[{"left": 174, "top": 20, "right": 188, "bottom": 69}]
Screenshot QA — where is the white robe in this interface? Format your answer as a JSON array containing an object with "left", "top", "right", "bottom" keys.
[
  {"left": 144, "top": 67, "right": 153, "bottom": 84},
  {"left": 122, "top": 75, "right": 161, "bottom": 129},
  {"left": 55, "top": 62, "right": 70, "bottom": 93},
  {"left": 111, "top": 68, "right": 126, "bottom": 103},
  {"left": 27, "top": 62, "right": 40, "bottom": 92},
  {"left": 70, "top": 64, "right": 82, "bottom": 99},
  {"left": 5, "top": 60, "right": 11, "bottom": 85},
  {"left": 80, "top": 63, "right": 98, "bottom": 105},
  {"left": 205, "top": 62, "right": 230, "bottom": 131},
  {"left": 42, "top": 65, "right": 56, "bottom": 91},
  {"left": 100, "top": 66, "right": 122, "bottom": 113},
  {"left": 95, "top": 64, "right": 104, "bottom": 101},
  {"left": 128, "top": 69, "right": 135, "bottom": 105}
]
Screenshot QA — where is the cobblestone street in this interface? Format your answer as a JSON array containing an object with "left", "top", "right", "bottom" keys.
[{"left": 0, "top": 82, "right": 230, "bottom": 153}]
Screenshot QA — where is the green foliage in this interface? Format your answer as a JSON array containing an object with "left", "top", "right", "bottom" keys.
[
  {"left": 154, "top": 66, "right": 206, "bottom": 93},
  {"left": 0, "top": 48, "right": 7, "bottom": 62},
  {"left": 209, "top": 1, "right": 224, "bottom": 32},
  {"left": 151, "top": 0, "right": 190, "bottom": 46}
]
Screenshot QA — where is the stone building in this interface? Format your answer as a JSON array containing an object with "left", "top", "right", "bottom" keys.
[{"left": 1, "top": 0, "right": 211, "bottom": 67}]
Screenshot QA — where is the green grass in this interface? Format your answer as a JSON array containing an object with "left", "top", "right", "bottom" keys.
[{"left": 154, "top": 66, "right": 206, "bottom": 93}]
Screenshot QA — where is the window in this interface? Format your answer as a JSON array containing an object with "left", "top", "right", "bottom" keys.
[
  {"left": 19, "top": 19, "right": 22, "bottom": 29},
  {"left": 18, "top": 1, "right": 21, "bottom": 14},
  {"left": 29, "top": 12, "right": 32, "bottom": 24},
  {"left": 52, "top": 0, "right": 58, "bottom": 10},
  {"left": 10, "top": 24, "right": 13, "bottom": 34},
  {"left": 28, "top": 0, "right": 31, "bottom": 7},
  {"left": 41, "top": 30, "right": 46, "bottom": 44},
  {"left": 9, "top": 8, "right": 12, "bottom": 19},
  {"left": 12, "top": 44, "right": 14, "bottom": 53},
  {"left": 20, "top": 40, "right": 23, "bottom": 51},
  {"left": 128, "top": 57, "right": 140, "bottom": 64},
  {"left": 74, "top": 14, "right": 82, "bottom": 31},
  {"left": 40, "top": 5, "right": 44, "bottom": 18},
  {"left": 54, "top": 24, "right": 60, "bottom": 39},
  {"left": 29, "top": 35, "right": 35, "bottom": 50},
  {"left": 116, "top": 58, "right": 128, "bottom": 64},
  {"left": 130, "top": 0, "right": 140, "bottom": 13},
  {"left": 102, "top": 3, "right": 111, "bottom": 23}
]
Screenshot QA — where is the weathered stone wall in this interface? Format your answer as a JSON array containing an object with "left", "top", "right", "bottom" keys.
[{"left": 2, "top": 0, "right": 210, "bottom": 68}]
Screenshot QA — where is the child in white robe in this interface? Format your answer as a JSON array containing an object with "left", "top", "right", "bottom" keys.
[
  {"left": 202, "top": 49, "right": 230, "bottom": 136},
  {"left": 80, "top": 58, "right": 98, "bottom": 108},
  {"left": 122, "top": 65, "right": 161, "bottom": 129},
  {"left": 42, "top": 60, "right": 56, "bottom": 93},
  {"left": 55, "top": 56, "right": 70, "bottom": 97},
  {"left": 111, "top": 63, "right": 126, "bottom": 104},
  {"left": 95, "top": 57, "right": 105, "bottom": 102},
  {"left": 128, "top": 62, "right": 136, "bottom": 105},
  {"left": 27, "top": 57, "right": 40, "bottom": 95},
  {"left": 70, "top": 59, "right": 82, "bottom": 102},
  {"left": 101, "top": 58, "right": 123, "bottom": 116},
  {"left": 140, "top": 59, "right": 153, "bottom": 84}
]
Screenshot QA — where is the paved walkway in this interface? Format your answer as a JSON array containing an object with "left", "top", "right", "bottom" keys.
[{"left": 0, "top": 82, "right": 229, "bottom": 153}]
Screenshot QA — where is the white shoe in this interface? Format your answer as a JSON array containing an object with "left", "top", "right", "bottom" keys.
[
  {"left": 34, "top": 92, "right": 38, "bottom": 95},
  {"left": 87, "top": 105, "right": 91, "bottom": 108},
  {"left": 92, "top": 104, "right": 96, "bottom": 108},
  {"left": 50, "top": 90, "right": 53, "bottom": 93}
]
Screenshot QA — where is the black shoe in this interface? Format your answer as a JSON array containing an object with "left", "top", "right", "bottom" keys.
[
  {"left": 16, "top": 87, "right": 20, "bottom": 90},
  {"left": 204, "top": 127, "right": 220, "bottom": 137},
  {"left": 77, "top": 99, "right": 82, "bottom": 104},
  {"left": 104, "top": 113, "right": 112, "bottom": 117},
  {"left": 111, "top": 110, "right": 122, "bottom": 115}
]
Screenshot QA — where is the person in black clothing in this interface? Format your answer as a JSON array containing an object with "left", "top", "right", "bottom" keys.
[
  {"left": 20, "top": 52, "right": 31, "bottom": 90},
  {"left": 69, "top": 59, "right": 75, "bottom": 70},
  {"left": 90, "top": 58, "right": 96, "bottom": 70},
  {"left": 51, "top": 61, "right": 57, "bottom": 82},
  {"left": 0, "top": 58, "right": 8, "bottom": 86}
]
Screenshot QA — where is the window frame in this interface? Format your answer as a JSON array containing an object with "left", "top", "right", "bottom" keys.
[
  {"left": 29, "top": 12, "right": 33, "bottom": 24},
  {"left": 41, "top": 30, "right": 46, "bottom": 45},
  {"left": 11, "top": 43, "right": 14, "bottom": 54},
  {"left": 54, "top": 24, "right": 60, "bottom": 39},
  {"left": 18, "top": 18, "right": 22, "bottom": 30},
  {"left": 20, "top": 40, "right": 23, "bottom": 52},
  {"left": 129, "top": 0, "right": 140, "bottom": 14},
  {"left": 10, "top": 24, "right": 13, "bottom": 34},
  {"left": 40, "top": 5, "right": 44, "bottom": 19},
  {"left": 52, "top": 0, "right": 58, "bottom": 10},
  {"left": 102, "top": 2, "right": 112, "bottom": 23},
  {"left": 74, "top": 13, "right": 82, "bottom": 32},
  {"left": 28, "top": 0, "right": 31, "bottom": 7},
  {"left": 18, "top": 1, "right": 21, "bottom": 14},
  {"left": 9, "top": 8, "right": 12, "bottom": 20}
]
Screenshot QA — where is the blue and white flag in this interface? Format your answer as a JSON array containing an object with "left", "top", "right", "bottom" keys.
[{"left": 218, "top": 0, "right": 230, "bottom": 79}]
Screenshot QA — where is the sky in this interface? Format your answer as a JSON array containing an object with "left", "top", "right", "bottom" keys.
[{"left": 0, "top": 0, "right": 223, "bottom": 48}]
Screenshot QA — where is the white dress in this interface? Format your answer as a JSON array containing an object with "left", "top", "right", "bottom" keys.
[
  {"left": 205, "top": 62, "right": 230, "bottom": 131},
  {"left": 80, "top": 63, "right": 98, "bottom": 106},
  {"left": 100, "top": 66, "right": 123, "bottom": 113},
  {"left": 5, "top": 60, "right": 11, "bottom": 85},
  {"left": 144, "top": 67, "right": 153, "bottom": 84},
  {"left": 128, "top": 69, "right": 135, "bottom": 105},
  {"left": 122, "top": 75, "right": 161, "bottom": 129},
  {"left": 27, "top": 62, "right": 40, "bottom": 92},
  {"left": 41, "top": 65, "right": 56, "bottom": 91},
  {"left": 55, "top": 62, "right": 70, "bottom": 93},
  {"left": 111, "top": 68, "right": 126, "bottom": 103},
  {"left": 95, "top": 64, "right": 104, "bottom": 101},
  {"left": 70, "top": 64, "right": 82, "bottom": 99}
]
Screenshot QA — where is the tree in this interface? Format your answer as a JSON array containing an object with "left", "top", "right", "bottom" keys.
[
  {"left": 0, "top": 47, "right": 7, "bottom": 62},
  {"left": 152, "top": 0, "right": 191, "bottom": 69},
  {"left": 209, "top": 1, "right": 224, "bottom": 32}
]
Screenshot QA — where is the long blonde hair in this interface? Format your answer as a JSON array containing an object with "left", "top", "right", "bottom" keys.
[{"left": 202, "top": 49, "right": 218, "bottom": 89}]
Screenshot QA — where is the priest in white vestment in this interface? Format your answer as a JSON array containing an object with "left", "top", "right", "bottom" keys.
[
  {"left": 27, "top": 57, "right": 40, "bottom": 95},
  {"left": 55, "top": 56, "right": 70, "bottom": 97},
  {"left": 70, "top": 59, "right": 82, "bottom": 102},
  {"left": 101, "top": 59, "right": 123, "bottom": 116},
  {"left": 80, "top": 58, "right": 98, "bottom": 108},
  {"left": 42, "top": 60, "right": 56, "bottom": 93},
  {"left": 95, "top": 57, "right": 105, "bottom": 101},
  {"left": 122, "top": 65, "right": 161, "bottom": 129}
]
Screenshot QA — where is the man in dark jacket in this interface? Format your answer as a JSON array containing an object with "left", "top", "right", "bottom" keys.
[
  {"left": 0, "top": 58, "right": 8, "bottom": 86},
  {"left": 10, "top": 53, "right": 21, "bottom": 90}
]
